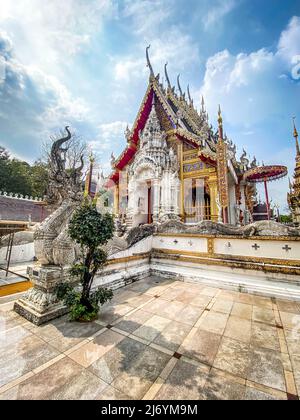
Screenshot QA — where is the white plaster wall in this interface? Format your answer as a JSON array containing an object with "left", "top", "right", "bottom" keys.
[
  {"left": 108, "top": 236, "right": 153, "bottom": 261},
  {"left": 94, "top": 233, "right": 300, "bottom": 301},
  {"left": 214, "top": 238, "right": 300, "bottom": 261},
  {"left": 228, "top": 178, "right": 237, "bottom": 225},
  {"left": 152, "top": 235, "right": 208, "bottom": 253},
  {"left": 0, "top": 243, "right": 35, "bottom": 264},
  {"left": 93, "top": 258, "right": 150, "bottom": 291}
]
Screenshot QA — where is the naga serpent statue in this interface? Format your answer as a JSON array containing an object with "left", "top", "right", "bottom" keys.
[{"left": 34, "top": 127, "right": 84, "bottom": 266}]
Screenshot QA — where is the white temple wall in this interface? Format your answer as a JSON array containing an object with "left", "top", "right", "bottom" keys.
[
  {"left": 98, "top": 233, "right": 300, "bottom": 301},
  {"left": 152, "top": 235, "right": 207, "bottom": 253},
  {"left": 214, "top": 238, "right": 300, "bottom": 261},
  {"left": 228, "top": 175, "right": 237, "bottom": 225}
]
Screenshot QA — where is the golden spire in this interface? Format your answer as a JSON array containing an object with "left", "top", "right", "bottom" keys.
[
  {"left": 218, "top": 105, "right": 223, "bottom": 126},
  {"left": 89, "top": 152, "right": 95, "bottom": 164},
  {"left": 84, "top": 153, "right": 95, "bottom": 197},
  {"left": 218, "top": 105, "right": 223, "bottom": 140},
  {"left": 293, "top": 117, "right": 300, "bottom": 156}
]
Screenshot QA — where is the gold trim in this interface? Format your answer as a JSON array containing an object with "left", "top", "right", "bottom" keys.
[
  {"left": 154, "top": 249, "right": 209, "bottom": 258},
  {"left": 106, "top": 253, "right": 150, "bottom": 266},
  {"left": 154, "top": 233, "right": 300, "bottom": 242},
  {"left": 213, "top": 253, "right": 300, "bottom": 267},
  {"left": 207, "top": 238, "right": 214, "bottom": 256},
  {"left": 0, "top": 281, "right": 32, "bottom": 297},
  {"left": 152, "top": 248, "right": 300, "bottom": 267}
]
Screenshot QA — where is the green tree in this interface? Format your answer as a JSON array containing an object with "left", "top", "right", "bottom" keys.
[
  {"left": 279, "top": 214, "right": 293, "bottom": 224},
  {"left": 8, "top": 159, "right": 32, "bottom": 196},
  {"left": 30, "top": 160, "right": 49, "bottom": 198},
  {"left": 0, "top": 146, "right": 9, "bottom": 191},
  {"left": 57, "top": 200, "right": 115, "bottom": 322},
  {"left": 0, "top": 146, "right": 49, "bottom": 198},
  {"left": 0, "top": 146, "right": 9, "bottom": 161}
]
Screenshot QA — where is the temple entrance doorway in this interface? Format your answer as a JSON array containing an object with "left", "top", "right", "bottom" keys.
[
  {"left": 134, "top": 179, "right": 153, "bottom": 226},
  {"left": 184, "top": 178, "right": 211, "bottom": 223}
]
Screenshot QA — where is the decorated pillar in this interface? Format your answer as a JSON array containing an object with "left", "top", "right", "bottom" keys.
[
  {"left": 179, "top": 143, "right": 184, "bottom": 220},
  {"left": 216, "top": 106, "right": 229, "bottom": 224},
  {"left": 114, "top": 183, "right": 119, "bottom": 215},
  {"left": 208, "top": 178, "right": 219, "bottom": 222},
  {"left": 152, "top": 179, "right": 160, "bottom": 222}
]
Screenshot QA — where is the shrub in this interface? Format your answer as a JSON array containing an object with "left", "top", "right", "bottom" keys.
[{"left": 56, "top": 200, "right": 115, "bottom": 322}]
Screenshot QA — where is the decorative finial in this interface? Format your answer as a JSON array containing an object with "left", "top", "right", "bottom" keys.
[
  {"left": 125, "top": 125, "right": 131, "bottom": 143},
  {"left": 146, "top": 45, "right": 154, "bottom": 78},
  {"left": 177, "top": 74, "right": 183, "bottom": 98},
  {"left": 89, "top": 152, "right": 95, "bottom": 164},
  {"left": 111, "top": 152, "right": 116, "bottom": 168},
  {"left": 218, "top": 105, "right": 223, "bottom": 140},
  {"left": 164, "top": 63, "right": 172, "bottom": 90},
  {"left": 187, "top": 85, "right": 193, "bottom": 105},
  {"left": 218, "top": 105, "right": 223, "bottom": 126},
  {"left": 293, "top": 116, "right": 298, "bottom": 138},
  {"left": 293, "top": 116, "right": 300, "bottom": 155}
]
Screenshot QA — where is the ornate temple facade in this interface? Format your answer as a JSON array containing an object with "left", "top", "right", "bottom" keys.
[
  {"left": 109, "top": 48, "right": 257, "bottom": 228},
  {"left": 288, "top": 119, "right": 300, "bottom": 225}
]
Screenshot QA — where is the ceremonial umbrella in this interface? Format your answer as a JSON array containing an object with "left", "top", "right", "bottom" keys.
[{"left": 243, "top": 165, "right": 288, "bottom": 221}]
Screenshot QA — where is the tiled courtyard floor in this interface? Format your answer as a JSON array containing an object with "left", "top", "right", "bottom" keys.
[{"left": 0, "top": 276, "right": 300, "bottom": 400}]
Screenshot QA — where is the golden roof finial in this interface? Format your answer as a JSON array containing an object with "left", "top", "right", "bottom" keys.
[
  {"left": 293, "top": 117, "right": 300, "bottom": 156},
  {"left": 218, "top": 105, "right": 223, "bottom": 127},
  {"left": 89, "top": 152, "right": 95, "bottom": 164}
]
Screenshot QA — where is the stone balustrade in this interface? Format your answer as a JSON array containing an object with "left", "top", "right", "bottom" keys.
[{"left": 0, "top": 191, "right": 45, "bottom": 202}]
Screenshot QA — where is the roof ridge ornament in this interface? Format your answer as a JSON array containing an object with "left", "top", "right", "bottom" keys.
[
  {"left": 187, "top": 85, "right": 193, "bottom": 106},
  {"left": 293, "top": 116, "right": 300, "bottom": 156},
  {"left": 146, "top": 45, "right": 154, "bottom": 78},
  {"left": 177, "top": 74, "right": 183, "bottom": 98},
  {"left": 164, "top": 62, "right": 172, "bottom": 90},
  {"left": 218, "top": 105, "right": 224, "bottom": 140}
]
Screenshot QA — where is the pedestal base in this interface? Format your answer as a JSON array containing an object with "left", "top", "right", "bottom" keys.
[
  {"left": 14, "top": 300, "right": 68, "bottom": 326},
  {"left": 14, "top": 265, "right": 71, "bottom": 325}
]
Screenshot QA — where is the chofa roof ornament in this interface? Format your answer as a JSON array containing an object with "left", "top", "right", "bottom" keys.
[
  {"left": 177, "top": 74, "right": 184, "bottom": 98},
  {"left": 164, "top": 62, "right": 172, "bottom": 90},
  {"left": 146, "top": 45, "right": 154, "bottom": 78}
]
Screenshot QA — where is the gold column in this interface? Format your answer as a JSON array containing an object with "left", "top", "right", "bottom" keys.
[
  {"left": 180, "top": 143, "right": 184, "bottom": 220},
  {"left": 208, "top": 178, "right": 218, "bottom": 222},
  {"left": 114, "top": 183, "right": 120, "bottom": 216}
]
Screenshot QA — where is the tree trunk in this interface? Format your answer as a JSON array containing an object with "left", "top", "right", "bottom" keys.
[{"left": 80, "top": 248, "right": 94, "bottom": 311}]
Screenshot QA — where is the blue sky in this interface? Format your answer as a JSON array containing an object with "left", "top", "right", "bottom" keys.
[{"left": 0, "top": 0, "right": 299, "bottom": 210}]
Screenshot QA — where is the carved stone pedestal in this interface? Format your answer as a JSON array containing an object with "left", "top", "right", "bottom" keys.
[{"left": 14, "top": 265, "right": 71, "bottom": 325}]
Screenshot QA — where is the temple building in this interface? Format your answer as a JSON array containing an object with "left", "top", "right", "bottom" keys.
[
  {"left": 288, "top": 119, "right": 300, "bottom": 225},
  {"left": 108, "top": 48, "right": 258, "bottom": 228}
]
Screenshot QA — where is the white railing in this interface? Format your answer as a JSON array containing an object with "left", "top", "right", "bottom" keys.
[{"left": 0, "top": 191, "right": 45, "bottom": 202}]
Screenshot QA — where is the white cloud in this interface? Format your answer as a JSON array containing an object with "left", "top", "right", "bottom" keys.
[
  {"left": 0, "top": 0, "right": 115, "bottom": 74},
  {"left": 30, "top": 68, "right": 91, "bottom": 125},
  {"left": 199, "top": 16, "right": 300, "bottom": 212},
  {"left": 89, "top": 121, "right": 129, "bottom": 156},
  {"left": 122, "top": 0, "right": 172, "bottom": 36},
  {"left": 201, "top": 17, "right": 300, "bottom": 127},
  {"left": 277, "top": 16, "right": 300, "bottom": 63},
  {"left": 114, "top": 27, "right": 200, "bottom": 83},
  {"left": 203, "top": 0, "right": 238, "bottom": 30}
]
